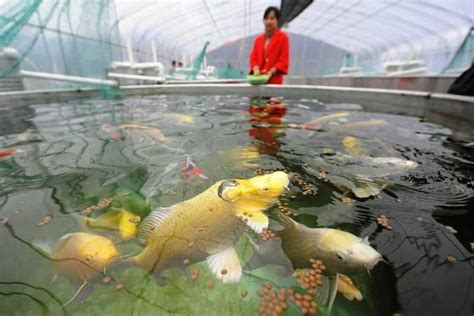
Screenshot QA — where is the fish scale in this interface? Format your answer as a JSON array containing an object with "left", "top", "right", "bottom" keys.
[{"left": 131, "top": 172, "right": 289, "bottom": 281}]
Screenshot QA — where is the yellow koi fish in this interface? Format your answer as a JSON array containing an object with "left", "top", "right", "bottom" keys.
[
  {"left": 127, "top": 171, "right": 289, "bottom": 284},
  {"left": 79, "top": 208, "right": 141, "bottom": 240},
  {"left": 248, "top": 214, "right": 382, "bottom": 313},
  {"left": 35, "top": 233, "right": 120, "bottom": 305},
  {"left": 119, "top": 124, "right": 165, "bottom": 143},
  {"left": 331, "top": 119, "right": 387, "bottom": 134},
  {"left": 341, "top": 136, "right": 364, "bottom": 156}
]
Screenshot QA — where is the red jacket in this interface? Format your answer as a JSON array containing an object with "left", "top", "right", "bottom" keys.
[{"left": 249, "top": 29, "right": 289, "bottom": 84}]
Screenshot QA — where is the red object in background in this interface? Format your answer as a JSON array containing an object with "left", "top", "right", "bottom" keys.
[
  {"left": 0, "top": 149, "right": 18, "bottom": 158},
  {"left": 249, "top": 29, "right": 289, "bottom": 85},
  {"left": 101, "top": 123, "right": 124, "bottom": 141},
  {"left": 110, "top": 132, "right": 123, "bottom": 141},
  {"left": 180, "top": 156, "right": 207, "bottom": 181},
  {"left": 248, "top": 102, "right": 286, "bottom": 117},
  {"left": 248, "top": 98, "right": 287, "bottom": 156}
]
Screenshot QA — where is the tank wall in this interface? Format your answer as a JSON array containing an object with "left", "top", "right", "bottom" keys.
[
  {"left": 0, "top": 84, "right": 473, "bottom": 135},
  {"left": 286, "top": 76, "right": 457, "bottom": 93}
]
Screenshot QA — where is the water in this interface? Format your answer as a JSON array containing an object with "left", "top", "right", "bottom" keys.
[{"left": 0, "top": 95, "right": 473, "bottom": 316}]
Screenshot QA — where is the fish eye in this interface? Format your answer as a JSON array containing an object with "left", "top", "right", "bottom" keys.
[
  {"left": 334, "top": 252, "right": 346, "bottom": 262},
  {"left": 263, "top": 187, "right": 269, "bottom": 191},
  {"left": 85, "top": 256, "right": 91, "bottom": 263},
  {"left": 224, "top": 180, "right": 238, "bottom": 187}
]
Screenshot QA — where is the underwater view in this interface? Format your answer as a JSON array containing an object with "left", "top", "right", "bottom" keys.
[{"left": 0, "top": 95, "right": 473, "bottom": 316}]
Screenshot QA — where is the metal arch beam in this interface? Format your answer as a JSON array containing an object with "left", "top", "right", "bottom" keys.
[
  {"left": 309, "top": 1, "right": 361, "bottom": 35},
  {"left": 133, "top": 6, "right": 200, "bottom": 53},
  {"left": 299, "top": 0, "right": 344, "bottom": 37},
  {"left": 375, "top": 2, "right": 452, "bottom": 55},
  {"left": 417, "top": 1, "right": 473, "bottom": 24},
  {"left": 176, "top": 24, "right": 372, "bottom": 57},
  {"left": 133, "top": 2, "right": 258, "bottom": 52},
  {"left": 158, "top": 2, "right": 321, "bottom": 54},
  {"left": 135, "top": 7, "right": 218, "bottom": 54},
  {"left": 298, "top": 2, "right": 412, "bottom": 53},
  {"left": 114, "top": 1, "right": 472, "bottom": 63},
  {"left": 317, "top": 1, "right": 401, "bottom": 51},
  {"left": 294, "top": 11, "right": 401, "bottom": 55},
  {"left": 311, "top": 13, "right": 424, "bottom": 55},
  {"left": 107, "top": 2, "right": 157, "bottom": 39},
  {"left": 138, "top": 4, "right": 268, "bottom": 55},
  {"left": 202, "top": 0, "right": 226, "bottom": 43},
  {"left": 127, "top": 3, "right": 205, "bottom": 53},
  {"left": 294, "top": 2, "right": 397, "bottom": 53},
  {"left": 161, "top": 4, "right": 427, "bottom": 59},
  {"left": 396, "top": 1, "right": 465, "bottom": 33},
  {"left": 295, "top": 1, "right": 459, "bottom": 54},
  {"left": 137, "top": 1, "right": 284, "bottom": 54}
]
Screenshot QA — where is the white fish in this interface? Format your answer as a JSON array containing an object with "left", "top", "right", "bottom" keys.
[{"left": 247, "top": 215, "right": 382, "bottom": 313}]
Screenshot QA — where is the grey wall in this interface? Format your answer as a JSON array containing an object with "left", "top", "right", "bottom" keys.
[{"left": 287, "top": 76, "right": 458, "bottom": 93}]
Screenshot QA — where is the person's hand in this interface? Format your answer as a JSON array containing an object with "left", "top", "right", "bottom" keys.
[
  {"left": 253, "top": 67, "right": 260, "bottom": 76},
  {"left": 268, "top": 67, "right": 277, "bottom": 77}
]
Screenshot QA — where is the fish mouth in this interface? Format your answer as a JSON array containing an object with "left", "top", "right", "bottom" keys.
[
  {"left": 366, "top": 255, "right": 383, "bottom": 272},
  {"left": 103, "top": 255, "right": 121, "bottom": 274}
]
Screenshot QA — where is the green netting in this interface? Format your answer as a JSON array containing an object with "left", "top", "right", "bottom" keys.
[
  {"left": 188, "top": 41, "right": 209, "bottom": 80},
  {"left": 342, "top": 53, "right": 355, "bottom": 68},
  {"left": 443, "top": 27, "right": 474, "bottom": 74},
  {"left": 217, "top": 63, "right": 245, "bottom": 79},
  {"left": 0, "top": 0, "right": 123, "bottom": 92}
]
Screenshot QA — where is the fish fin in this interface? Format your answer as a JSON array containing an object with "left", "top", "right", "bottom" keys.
[
  {"left": 63, "top": 281, "right": 93, "bottom": 306},
  {"left": 50, "top": 273, "right": 59, "bottom": 284},
  {"left": 137, "top": 207, "right": 173, "bottom": 244},
  {"left": 315, "top": 275, "right": 330, "bottom": 305},
  {"left": 353, "top": 179, "right": 387, "bottom": 198},
  {"left": 32, "top": 239, "right": 54, "bottom": 257},
  {"left": 363, "top": 236, "right": 370, "bottom": 245},
  {"left": 338, "top": 275, "right": 363, "bottom": 301},
  {"left": 206, "top": 247, "right": 242, "bottom": 284},
  {"left": 244, "top": 237, "right": 294, "bottom": 275},
  {"left": 236, "top": 211, "right": 268, "bottom": 233},
  {"left": 327, "top": 274, "right": 340, "bottom": 314},
  {"left": 276, "top": 213, "right": 298, "bottom": 232}
]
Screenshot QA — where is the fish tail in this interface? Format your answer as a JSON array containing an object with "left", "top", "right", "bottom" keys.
[{"left": 244, "top": 237, "right": 293, "bottom": 275}]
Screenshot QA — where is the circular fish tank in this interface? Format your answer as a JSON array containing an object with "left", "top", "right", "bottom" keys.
[{"left": 0, "top": 85, "right": 473, "bottom": 316}]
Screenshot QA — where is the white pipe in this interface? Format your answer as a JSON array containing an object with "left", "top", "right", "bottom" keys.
[
  {"left": 111, "top": 61, "right": 164, "bottom": 69},
  {"left": 20, "top": 70, "right": 118, "bottom": 86},
  {"left": 107, "top": 72, "right": 165, "bottom": 83},
  {"left": 125, "top": 35, "right": 134, "bottom": 64},
  {"left": 151, "top": 41, "right": 158, "bottom": 63}
]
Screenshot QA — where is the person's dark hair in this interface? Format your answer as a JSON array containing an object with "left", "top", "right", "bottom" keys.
[
  {"left": 263, "top": 6, "right": 280, "bottom": 21},
  {"left": 172, "top": 60, "right": 177, "bottom": 66}
]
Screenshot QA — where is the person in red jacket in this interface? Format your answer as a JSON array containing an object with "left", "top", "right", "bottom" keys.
[{"left": 249, "top": 7, "right": 289, "bottom": 85}]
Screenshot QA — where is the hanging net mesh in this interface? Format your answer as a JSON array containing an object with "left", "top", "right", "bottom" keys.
[
  {"left": 0, "top": 0, "right": 123, "bottom": 91},
  {"left": 443, "top": 27, "right": 474, "bottom": 74}
]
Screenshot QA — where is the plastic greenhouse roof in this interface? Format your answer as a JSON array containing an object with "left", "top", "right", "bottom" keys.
[{"left": 115, "top": 0, "right": 474, "bottom": 58}]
